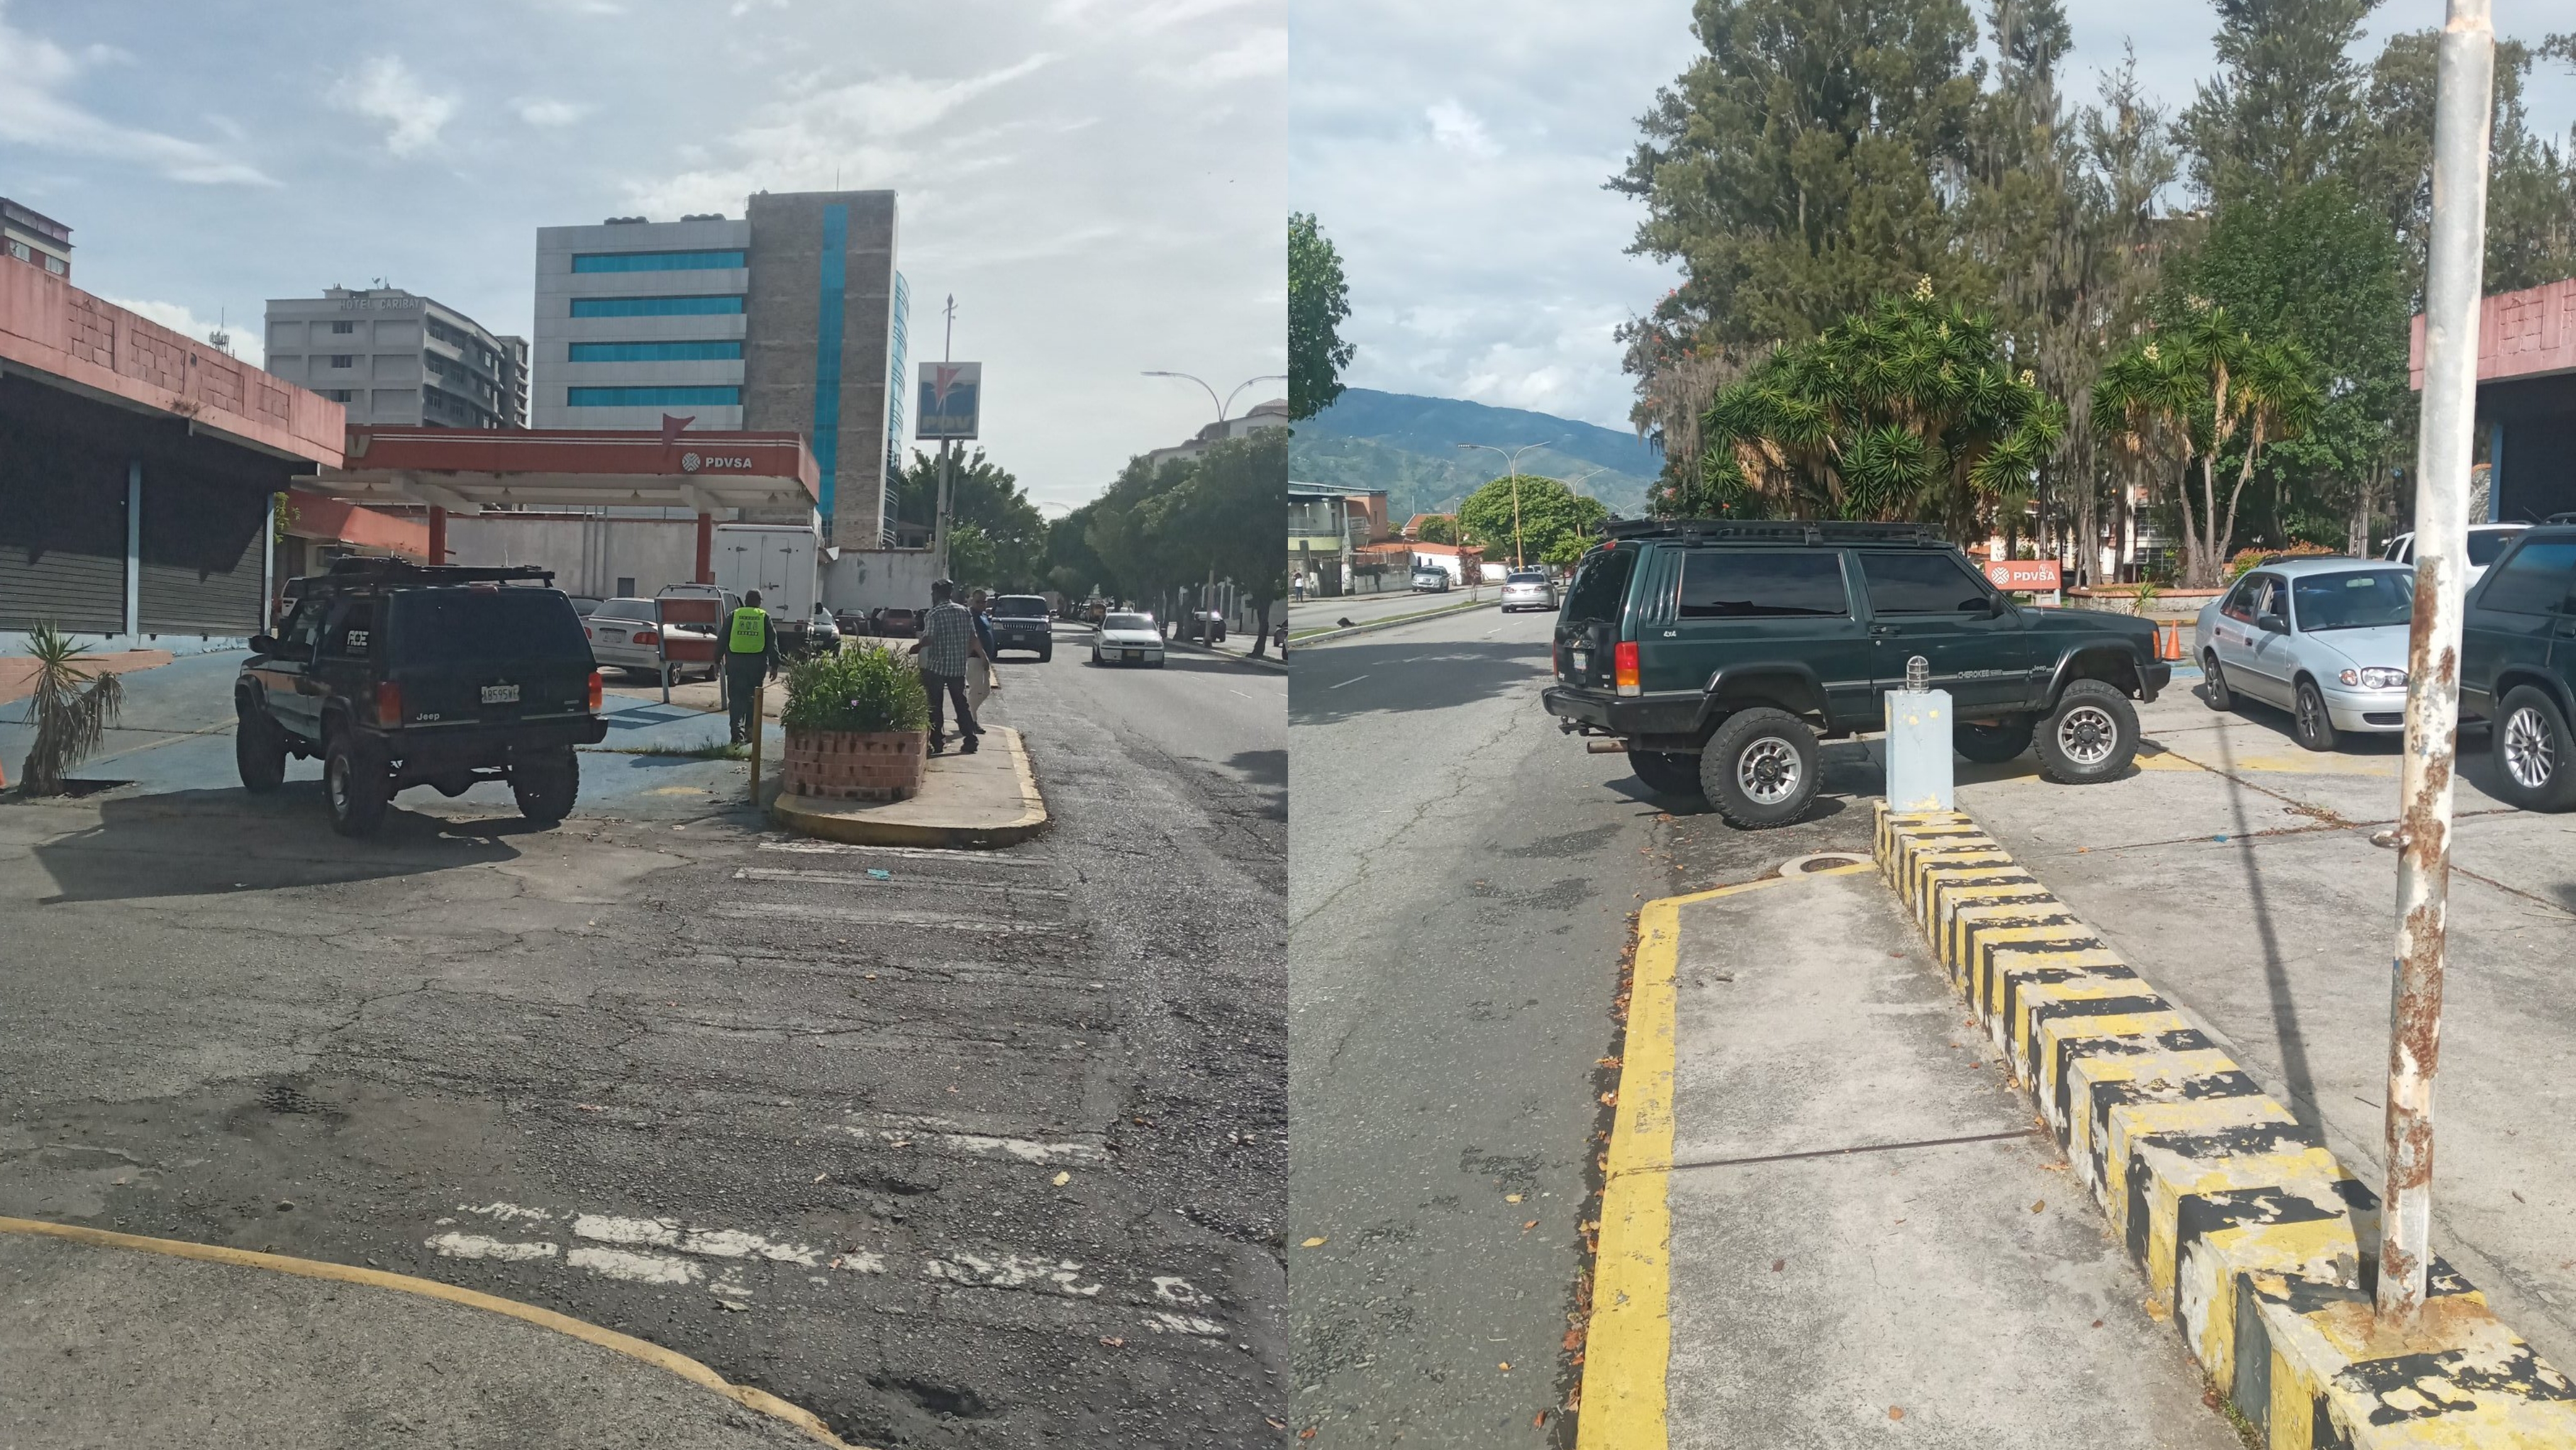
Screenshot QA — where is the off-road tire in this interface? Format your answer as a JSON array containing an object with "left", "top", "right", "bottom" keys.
[
  {"left": 2203, "top": 652, "right": 2233, "bottom": 711},
  {"left": 324, "top": 728, "right": 389, "bottom": 837},
  {"left": 2492, "top": 684, "right": 2576, "bottom": 812},
  {"left": 1628, "top": 749, "right": 1706, "bottom": 801},
  {"left": 1953, "top": 717, "right": 2035, "bottom": 765},
  {"left": 235, "top": 708, "right": 287, "bottom": 793},
  {"left": 1698, "top": 708, "right": 1821, "bottom": 829},
  {"left": 513, "top": 745, "right": 580, "bottom": 825},
  {"left": 2034, "top": 679, "right": 2139, "bottom": 784},
  {"left": 2292, "top": 679, "right": 2339, "bottom": 753},
  {"left": 1039, "top": 645, "right": 1053, "bottom": 663}
]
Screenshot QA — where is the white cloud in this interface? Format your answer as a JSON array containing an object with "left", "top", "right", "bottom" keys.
[
  {"left": 1172, "top": 27, "right": 1284, "bottom": 89},
  {"left": 515, "top": 97, "right": 592, "bottom": 126},
  {"left": 1425, "top": 99, "right": 1498, "bottom": 159},
  {"left": 104, "top": 297, "right": 264, "bottom": 369},
  {"left": 0, "top": 3, "right": 274, "bottom": 184},
  {"left": 330, "top": 55, "right": 457, "bottom": 156}
]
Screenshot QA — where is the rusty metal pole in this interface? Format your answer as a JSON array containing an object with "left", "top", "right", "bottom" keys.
[{"left": 2379, "top": 0, "right": 2494, "bottom": 1329}]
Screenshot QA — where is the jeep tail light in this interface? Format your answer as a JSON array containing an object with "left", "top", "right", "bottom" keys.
[
  {"left": 375, "top": 681, "right": 402, "bottom": 725},
  {"left": 633, "top": 628, "right": 659, "bottom": 647},
  {"left": 1614, "top": 641, "right": 1641, "bottom": 697},
  {"left": 588, "top": 670, "right": 604, "bottom": 713}
]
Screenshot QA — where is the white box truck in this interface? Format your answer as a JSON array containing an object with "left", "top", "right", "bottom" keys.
[{"left": 709, "top": 524, "right": 820, "bottom": 620}]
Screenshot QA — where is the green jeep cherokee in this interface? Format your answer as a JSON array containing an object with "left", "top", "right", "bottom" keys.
[{"left": 1540, "top": 520, "right": 2170, "bottom": 828}]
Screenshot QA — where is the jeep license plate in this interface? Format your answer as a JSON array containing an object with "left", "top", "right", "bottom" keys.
[
  {"left": 1571, "top": 649, "right": 1590, "bottom": 675},
  {"left": 480, "top": 683, "right": 520, "bottom": 705}
]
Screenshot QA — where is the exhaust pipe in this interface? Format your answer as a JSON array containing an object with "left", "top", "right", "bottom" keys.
[{"left": 1585, "top": 738, "right": 1628, "bottom": 754}]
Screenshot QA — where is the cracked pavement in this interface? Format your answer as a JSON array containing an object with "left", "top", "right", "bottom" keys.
[{"left": 0, "top": 631, "right": 1285, "bottom": 1449}]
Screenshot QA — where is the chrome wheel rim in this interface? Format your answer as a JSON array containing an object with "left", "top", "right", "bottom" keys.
[
  {"left": 2298, "top": 689, "right": 2327, "bottom": 742},
  {"left": 2505, "top": 706, "right": 2556, "bottom": 789},
  {"left": 326, "top": 754, "right": 350, "bottom": 813},
  {"left": 2056, "top": 705, "right": 2118, "bottom": 766},
  {"left": 1736, "top": 737, "right": 1801, "bottom": 805}
]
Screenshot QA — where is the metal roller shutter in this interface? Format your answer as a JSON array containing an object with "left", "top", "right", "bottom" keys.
[
  {"left": 139, "top": 476, "right": 270, "bottom": 637},
  {"left": 0, "top": 425, "right": 126, "bottom": 635}
]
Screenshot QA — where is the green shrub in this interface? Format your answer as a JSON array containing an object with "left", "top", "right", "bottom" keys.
[{"left": 781, "top": 644, "right": 930, "bottom": 735}]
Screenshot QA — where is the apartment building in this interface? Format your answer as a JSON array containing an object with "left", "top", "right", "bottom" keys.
[{"left": 264, "top": 287, "right": 526, "bottom": 430}]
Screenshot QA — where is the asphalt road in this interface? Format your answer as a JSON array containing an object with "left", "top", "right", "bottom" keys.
[
  {"left": 1285, "top": 606, "right": 1885, "bottom": 1447},
  {"left": 1287, "top": 589, "right": 1488, "bottom": 633},
  {"left": 0, "top": 622, "right": 1285, "bottom": 1449}
]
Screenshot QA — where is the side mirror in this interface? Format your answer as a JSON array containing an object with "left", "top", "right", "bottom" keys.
[
  {"left": 1987, "top": 593, "right": 2012, "bottom": 616},
  {"left": 249, "top": 634, "right": 277, "bottom": 655},
  {"left": 2257, "top": 613, "right": 2289, "bottom": 635}
]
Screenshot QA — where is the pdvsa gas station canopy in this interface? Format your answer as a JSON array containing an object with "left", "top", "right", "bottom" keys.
[{"left": 316, "top": 426, "right": 821, "bottom": 516}]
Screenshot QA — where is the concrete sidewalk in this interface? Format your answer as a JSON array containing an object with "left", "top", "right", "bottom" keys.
[
  {"left": 0, "top": 1220, "right": 842, "bottom": 1448},
  {"left": 1585, "top": 862, "right": 2237, "bottom": 1449}
]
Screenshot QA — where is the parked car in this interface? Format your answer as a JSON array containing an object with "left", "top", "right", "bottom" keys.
[
  {"left": 1410, "top": 565, "right": 1452, "bottom": 593},
  {"left": 869, "top": 607, "right": 923, "bottom": 639},
  {"left": 1540, "top": 520, "right": 2167, "bottom": 828},
  {"left": 989, "top": 594, "right": 1055, "bottom": 661},
  {"left": 236, "top": 560, "right": 606, "bottom": 836},
  {"left": 1182, "top": 610, "right": 1228, "bottom": 644},
  {"left": 1091, "top": 611, "right": 1167, "bottom": 668},
  {"left": 1500, "top": 570, "right": 1557, "bottom": 613},
  {"left": 2194, "top": 559, "right": 2415, "bottom": 752},
  {"left": 2384, "top": 523, "right": 2526, "bottom": 588},
  {"left": 2460, "top": 525, "right": 2576, "bottom": 810},
  {"left": 565, "top": 596, "right": 604, "bottom": 618},
  {"left": 584, "top": 597, "right": 715, "bottom": 683}
]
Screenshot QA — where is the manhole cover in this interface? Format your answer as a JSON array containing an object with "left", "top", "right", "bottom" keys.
[{"left": 1779, "top": 852, "right": 1870, "bottom": 876}]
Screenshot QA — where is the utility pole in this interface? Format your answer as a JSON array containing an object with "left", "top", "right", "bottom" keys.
[
  {"left": 2377, "top": 0, "right": 2493, "bottom": 1330},
  {"left": 932, "top": 294, "right": 958, "bottom": 583}
]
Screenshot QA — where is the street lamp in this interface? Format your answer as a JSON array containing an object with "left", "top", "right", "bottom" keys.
[
  {"left": 1142, "top": 371, "right": 1287, "bottom": 642},
  {"left": 1457, "top": 439, "right": 1560, "bottom": 571}
]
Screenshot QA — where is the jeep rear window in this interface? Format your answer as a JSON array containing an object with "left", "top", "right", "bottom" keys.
[
  {"left": 1562, "top": 546, "right": 1634, "bottom": 625},
  {"left": 389, "top": 589, "right": 593, "bottom": 665},
  {"left": 1858, "top": 551, "right": 1991, "bottom": 614},
  {"left": 1680, "top": 552, "right": 1848, "bottom": 618}
]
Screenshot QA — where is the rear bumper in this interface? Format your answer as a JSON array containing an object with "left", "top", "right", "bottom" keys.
[
  {"left": 379, "top": 715, "right": 609, "bottom": 764},
  {"left": 1540, "top": 686, "right": 1701, "bottom": 737}
]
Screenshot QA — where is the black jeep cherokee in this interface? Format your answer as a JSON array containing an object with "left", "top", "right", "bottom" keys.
[
  {"left": 236, "top": 560, "right": 609, "bottom": 836},
  {"left": 1540, "top": 520, "right": 2168, "bottom": 828}
]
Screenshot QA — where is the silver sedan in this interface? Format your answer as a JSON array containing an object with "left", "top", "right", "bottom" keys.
[
  {"left": 1499, "top": 570, "right": 1557, "bottom": 612},
  {"left": 2193, "top": 558, "right": 2414, "bottom": 751}
]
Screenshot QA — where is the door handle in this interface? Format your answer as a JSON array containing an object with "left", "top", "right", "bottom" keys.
[{"left": 1870, "top": 625, "right": 1899, "bottom": 637}]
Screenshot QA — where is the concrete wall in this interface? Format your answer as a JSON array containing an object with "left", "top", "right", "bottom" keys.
[{"left": 744, "top": 191, "right": 897, "bottom": 551}]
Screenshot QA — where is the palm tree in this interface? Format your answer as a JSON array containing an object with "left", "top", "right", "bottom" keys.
[
  {"left": 1675, "top": 285, "right": 2067, "bottom": 542},
  {"left": 2092, "top": 303, "right": 2318, "bottom": 586},
  {"left": 15, "top": 623, "right": 125, "bottom": 796}
]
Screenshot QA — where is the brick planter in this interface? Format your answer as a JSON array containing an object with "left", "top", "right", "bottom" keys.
[{"left": 782, "top": 729, "right": 927, "bottom": 802}]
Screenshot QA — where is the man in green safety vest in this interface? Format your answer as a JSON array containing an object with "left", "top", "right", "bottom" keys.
[{"left": 724, "top": 589, "right": 779, "bottom": 745}]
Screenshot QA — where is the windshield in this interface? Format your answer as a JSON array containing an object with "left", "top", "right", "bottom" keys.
[
  {"left": 596, "top": 598, "right": 655, "bottom": 621},
  {"left": 391, "top": 588, "right": 592, "bottom": 664},
  {"left": 1507, "top": 572, "right": 1546, "bottom": 584},
  {"left": 1562, "top": 546, "right": 1635, "bottom": 625},
  {"left": 2293, "top": 569, "right": 2415, "bottom": 631},
  {"left": 992, "top": 596, "right": 1049, "bottom": 617},
  {"left": 1104, "top": 613, "right": 1155, "bottom": 632}
]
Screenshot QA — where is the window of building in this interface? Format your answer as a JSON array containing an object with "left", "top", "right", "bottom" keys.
[
  {"left": 567, "top": 339, "right": 745, "bottom": 362},
  {"left": 331, "top": 320, "right": 355, "bottom": 333},
  {"left": 569, "top": 294, "right": 744, "bottom": 318},
  {"left": 572, "top": 250, "right": 747, "bottom": 273},
  {"left": 566, "top": 385, "right": 743, "bottom": 408},
  {"left": 325, "top": 389, "right": 354, "bottom": 403},
  {"left": 329, "top": 355, "right": 355, "bottom": 369},
  {"left": 6, "top": 240, "right": 28, "bottom": 262},
  {"left": 43, "top": 255, "right": 64, "bottom": 275}
]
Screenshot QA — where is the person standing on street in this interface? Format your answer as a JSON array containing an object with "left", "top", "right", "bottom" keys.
[
  {"left": 908, "top": 579, "right": 985, "bottom": 755},
  {"left": 723, "top": 589, "right": 779, "bottom": 746},
  {"left": 965, "top": 588, "right": 1000, "bottom": 720}
]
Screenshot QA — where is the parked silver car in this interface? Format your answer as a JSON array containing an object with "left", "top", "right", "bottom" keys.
[
  {"left": 1499, "top": 569, "right": 1557, "bottom": 612},
  {"left": 2193, "top": 557, "right": 2415, "bottom": 751},
  {"left": 584, "top": 597, "right": 718, "bottom": 683}
]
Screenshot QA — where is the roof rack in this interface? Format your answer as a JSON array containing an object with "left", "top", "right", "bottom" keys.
[
  {"left": 313, "top": 559, "right": 557, "bottom": 587},
  {"left": 1596, "top": 518, "right": 1945, "bottom": 545}
]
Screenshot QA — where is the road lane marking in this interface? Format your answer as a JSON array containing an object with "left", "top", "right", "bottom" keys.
[
  {"left": 735, "top": 866, "right": 1067, "bottom": 896},
  {"left": 757, "top": 840, "right": 1046, "bottom": 867},
  {"left": 566, "top": 1245, "right": 703, "bottom": 1285},
  {"left": 1330, "top": 675, "right": 1368, "bottom": 689},
  {"left": 425, "top": 1232, "right": 558, "bottom": 1262},
  {"left": 923, "top": 1251, "right": 1102, "bottom": 1297}
]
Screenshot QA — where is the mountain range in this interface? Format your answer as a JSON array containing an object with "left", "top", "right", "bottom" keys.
[{"left": 1287, "top": 388, "right": 1663, "bottom": 523}]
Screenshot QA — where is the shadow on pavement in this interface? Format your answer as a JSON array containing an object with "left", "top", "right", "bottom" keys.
[
  {"left": 1154, "top": 652, "right": 1285, "bottom": 676},
  {"left": 23, "top": 785, "right": 526, "bottom": 905},
  {"left": 1287, "top": 639, "right": 1548, "bottom": 727}
]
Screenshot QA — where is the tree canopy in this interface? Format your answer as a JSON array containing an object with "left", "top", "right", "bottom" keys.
[
  {"left": 1289, "top": 213, "right": 1357, "bottom": 421},
  {"left": 1458, "top": 474, "right": 1609, "bottom": 571},
  {"left": 887, "top": 447, "right": 1048, "bottom": 591}
]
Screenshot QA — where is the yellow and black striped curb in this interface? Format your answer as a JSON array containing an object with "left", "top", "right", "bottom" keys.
[{"left": 1875, "top": 804, "right": 2576, "bottom": 1449}]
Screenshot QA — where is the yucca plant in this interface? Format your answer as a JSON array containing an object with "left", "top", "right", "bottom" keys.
[{"left": 16, "top": 623, "right": 124, "bottom": 796}]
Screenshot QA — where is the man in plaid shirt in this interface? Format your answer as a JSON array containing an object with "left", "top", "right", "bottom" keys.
[{"left": 908, "top": 579, "right": 985, "bottom": 754}]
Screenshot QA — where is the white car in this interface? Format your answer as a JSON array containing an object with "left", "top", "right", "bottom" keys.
[
  {"left": 2383, "top": 523, "right": 2527, "bottom": 588},
  {"left": 584, "top": 597, "right": 716, "bottom": 683},
  {"left": 1091, "top": 611, "right": 1167, "bottom": 668},
  {"left": 2194, "top": 558, "right": 2416, "bottom": 751}
]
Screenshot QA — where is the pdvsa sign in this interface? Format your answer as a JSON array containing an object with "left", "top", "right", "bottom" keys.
[
  {"left": 918, "top": 361, "right": 982, "bottom": 441},
  {"left": 679, "top": 452, "right": 755, "bottom": 472},
  {"left": 1984, "top": 559, "right": 2062, "bottom": 591}
]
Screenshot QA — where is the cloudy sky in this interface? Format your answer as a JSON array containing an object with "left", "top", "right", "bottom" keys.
[
  {"left": 1292, "top": 0, "right": 2576, "bottom": 436},
  {"left": 0, "top": 0, "right": 1283, "bottom": 511}
]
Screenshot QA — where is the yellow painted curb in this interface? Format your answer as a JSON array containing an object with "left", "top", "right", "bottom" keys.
[
  {"left": 1577, "top": 863, "right": 1875, "bottom": 1450},
  {"left": 0, "top": 1215, "right": 860, "bottom": 1449},
  {"left": 770, "top": 725, "right": 1049, "bottom": 850}
]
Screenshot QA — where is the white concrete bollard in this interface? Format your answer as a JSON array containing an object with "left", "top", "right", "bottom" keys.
[{"left": 1884, "top": 655, "right": 1953, "bottom": 812}]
